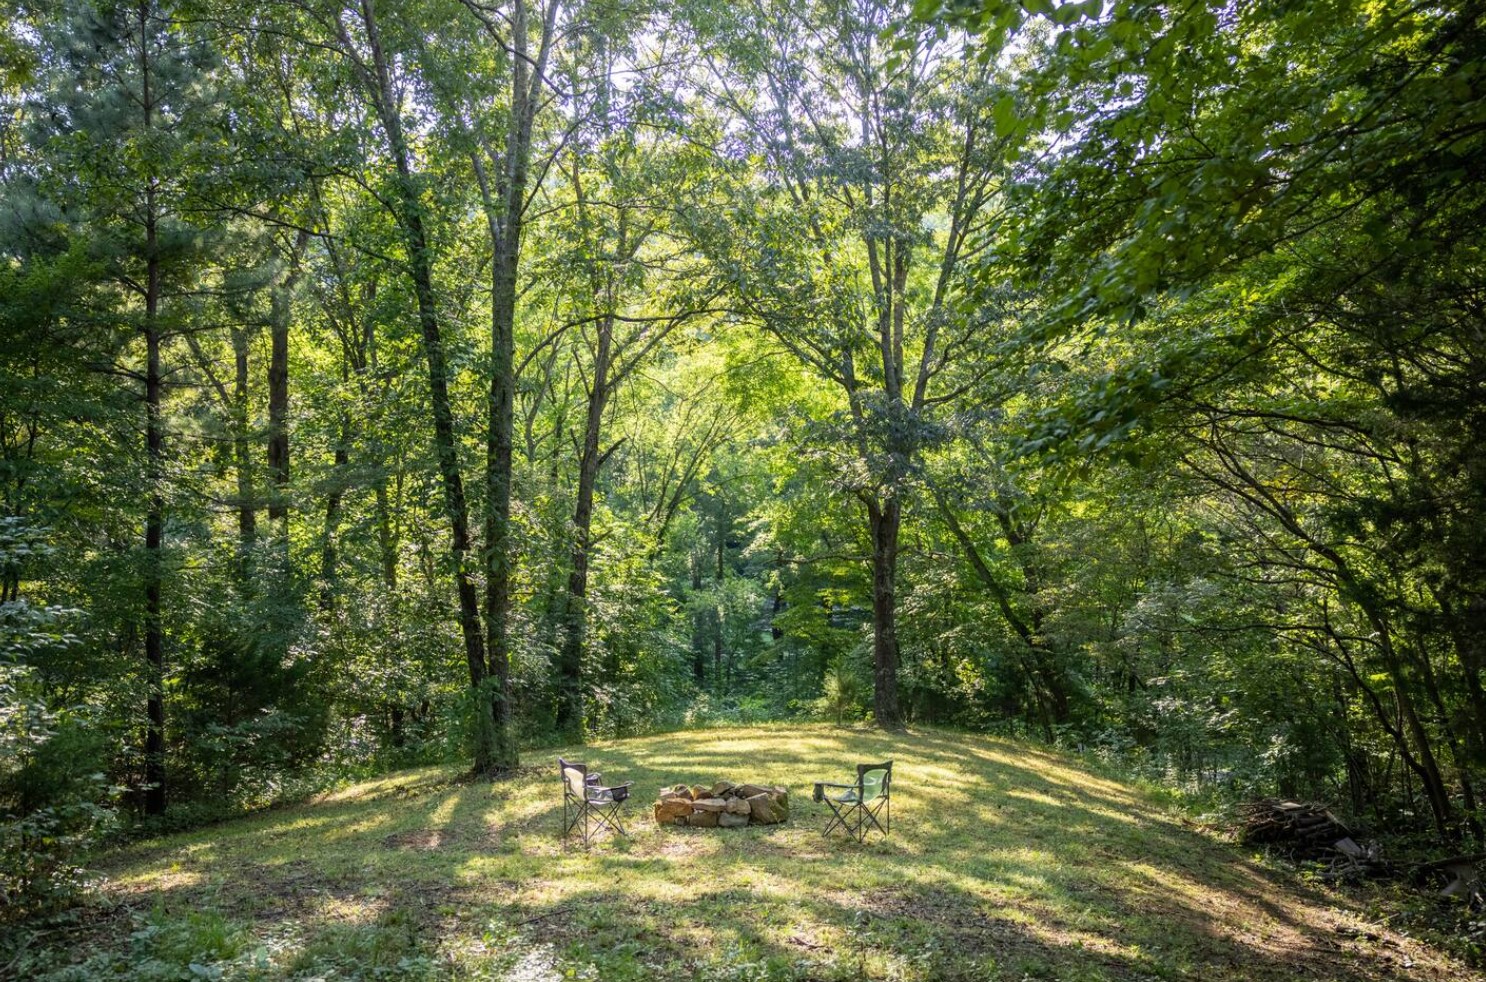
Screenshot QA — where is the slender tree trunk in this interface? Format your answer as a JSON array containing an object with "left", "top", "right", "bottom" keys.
[
  {"left": 320, "top": 417, "right": 348, "bottom": 610},
  {"left": 267, "top": 230, "right": 308, "bottom": 534},
  {"left": 144, "top": 309, "right": 166, "bottom": 817},
  {"left": 267, "top": 287, "right": 289, "bottom": 528},
  {"left": 143, "top": 250, "right": 168, "bottom": 822},
  {"left": 867, "top": 496, "right": 903, "bottom": 728},
  {"left": 483, "top": 209, "right": 518, "bottom": 772},
  {"left": 690, "top": 550, "right": 706, "bottom": 684},
  {"left": 466, "top": 0, "right": 557, "bottom": 772},
  {"left": 231, "top": 329, "right": 256, "bottom": 562},
  {"left": 376, "top": 483, "right": 398, "bottom": 590},
  {"left": 140, "top": 1, "right": 166, "bottom": 817},
  {"left": 714, "top": 499, "right": 726, "bottom": 689},
  {"left": 357, "top": 0, "right": 489, "bottom": 765},
  {"left": 555, "top": 316, "right": 613, "bottom": 739}
]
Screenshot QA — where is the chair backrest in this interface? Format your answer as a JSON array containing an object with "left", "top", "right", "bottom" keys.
[
  {"left": 857, "top": 761, "right": 892, "bottom": 802},
  {"left": 558, "top": 757, "right": 588, "bottom": 799}
]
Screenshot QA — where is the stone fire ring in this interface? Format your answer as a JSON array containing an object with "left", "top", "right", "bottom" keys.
[{"left": 653, "top": 781, "right": 789, "bottom": 829}]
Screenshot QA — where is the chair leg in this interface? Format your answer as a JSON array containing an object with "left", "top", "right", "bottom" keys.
[
  {"left": 823, "top": 799, "right": 849, "bottom": 837},
  {"left": 592, "top": 801, "right": 627, "bottom": 838},
  {"left": 861, "top": 798, "right": 888, "bottom": 838}
]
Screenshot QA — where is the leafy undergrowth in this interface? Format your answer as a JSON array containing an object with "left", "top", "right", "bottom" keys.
[{"left": 6, "top": 725, "right": 1477, "bottom": 981}]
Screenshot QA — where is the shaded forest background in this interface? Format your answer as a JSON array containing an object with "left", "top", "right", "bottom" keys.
[{"left": 3, "top": 0, "right": 1484, "bottom": 915}]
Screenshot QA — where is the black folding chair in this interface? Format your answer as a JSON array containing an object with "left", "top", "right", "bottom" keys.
[
  {"left": 559, "top": 757, "right": 631, "bottom": 846},
  {"left": 814, "top": 760, "right": 892, "bottom": 842}
]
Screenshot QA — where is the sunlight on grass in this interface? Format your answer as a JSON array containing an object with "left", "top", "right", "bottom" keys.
[{"left": 23, "top": 725, "right": 1478, "bottom": 981}]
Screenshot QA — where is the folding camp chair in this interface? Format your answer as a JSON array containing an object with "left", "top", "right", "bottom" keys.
[
  {"left": 814, "top": 760, "right": 892, "bottom": 842},
  {"left": 559, "top": 757, "right": 631, "bottom": 846}
]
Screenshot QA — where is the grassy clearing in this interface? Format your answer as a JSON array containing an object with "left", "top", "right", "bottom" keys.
[{"left": 7, "top": 725, "right": 1475, "bottom": 981}]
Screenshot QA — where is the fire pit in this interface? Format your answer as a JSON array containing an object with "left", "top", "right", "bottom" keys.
[{"left": 653, "top": 780, "right": 789, "bottom": 829}]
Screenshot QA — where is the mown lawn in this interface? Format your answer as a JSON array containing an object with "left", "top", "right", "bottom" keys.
[{"left": 9, "top": 725, "right": 1476, "bottom": 981}]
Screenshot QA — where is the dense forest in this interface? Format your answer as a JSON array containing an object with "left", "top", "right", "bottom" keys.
[{"left": 3, "top": 0, "right": 1484, "bottom": 918}]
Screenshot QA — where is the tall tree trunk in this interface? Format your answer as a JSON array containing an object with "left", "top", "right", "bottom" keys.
[
  {"left": 467, "top": 0, "right": 557, "bottom": 772},
  {"left": 231, "top": 328, "right": 255, "bottom": 563},
  {"left": 714, "top": 498, "right": 726, "bottom": 689},
  {"left": 319, "top": 414, "right": 348, "bottom": 610},
  {"left": 375, "top": 482, "right": 398, "bottom": 590},
  {"left": 691, "top": 550, "right": 706, "bottom": 685},
  {"left": 483, "top": 195, "right": 518, "bottom": 772},
  {"left": 555, "top": 316, "right": 613, "bottom": 739},
  {"left": 141, "top": 0, "right": 166, "bottom": 817},
  {"left": 267, "top": 290, "right": 289, "bottom": 527},
  {"left": 266, "top": 230, "right": 308, "bottom": 534},
  {"left": 356, "top": 0, "right": 489, "bottom": 765},
  {"left": 867, "top": 496, "right": 903, "bottom": 728},
  {"left": 144, "top": 292, "right": 166, "bottom": 817}
]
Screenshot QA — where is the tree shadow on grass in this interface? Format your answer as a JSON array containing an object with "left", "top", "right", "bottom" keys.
[{"left": 63, "top": 726, "right": 1477, "bottom": 981}]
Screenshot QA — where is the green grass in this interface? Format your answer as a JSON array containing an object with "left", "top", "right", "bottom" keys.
[{"left": 8, "top": 725, "right": 1475, "bottom": 981}]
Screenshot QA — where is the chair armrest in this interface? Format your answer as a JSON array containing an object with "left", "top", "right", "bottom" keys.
[
  {"left": 589, "top": 781, "right": 632, "bottom": 802},
  {"left": 813, "top": 781, "right": 855, "bottom": 802}
]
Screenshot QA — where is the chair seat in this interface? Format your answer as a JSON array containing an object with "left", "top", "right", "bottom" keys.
[{"left": 587, "top": 785, "right": 629, "bottom": 804}]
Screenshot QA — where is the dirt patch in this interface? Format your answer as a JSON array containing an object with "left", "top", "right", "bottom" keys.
[{"left": 382, "top": 829, "right": 451, "bottom": 851}]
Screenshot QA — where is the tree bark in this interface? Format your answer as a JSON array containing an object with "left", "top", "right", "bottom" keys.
[
  {"left": 231, "top": 328, "right": 255, "bottom": 561},
  {"left": 140, "top": 0, "right": 166, "bottom": 817},
  {"left": 266, "top": 230, "right": 308, "bottom": 533},
  {"left": 356, "top": 0, "right": 489, "bottom": 765},
  {"left": 483, "top": 183, "right": 518, "bottom": 772},
  {"left": 555, "top": 314, "right": 613, "bottom": 739},
  {"left": 144, "top": 268, "right": 166, "bottom": 817},
  {"left": 867, "top": 496, "right": 903, "bottom": 728},
  {"left": 466, "top": 0, "right": 558, "bottom": 772}
]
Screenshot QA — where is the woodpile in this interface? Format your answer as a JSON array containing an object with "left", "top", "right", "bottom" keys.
[
  {"left": 653, "top": 781, "right": 789, "bottom": 828},
  {"left": 1237, "top": 799, "right": 1389, "bottom": 882},
  {"left": 1237, "top": 799, "right": 1486, "bottom": 896},
  {"left": 1238, "top": 799, "right": 1352, "bottom": 856}
]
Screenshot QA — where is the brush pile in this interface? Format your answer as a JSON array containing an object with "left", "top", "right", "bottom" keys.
[
  {"left": 1238, "top": 799, "right": 1352, "bottom": 856},
  {"left": 1237, "top": 799, "right": 1392, "bottom": 882}
]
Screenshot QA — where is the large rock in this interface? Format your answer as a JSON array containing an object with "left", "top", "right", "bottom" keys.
[
  {"left": 687, "top": 808, "right": 719, "bottom": 828},
  {"left": 689, "top": 785, "right": 708, "bottom": 801},
  {"left": 710, "top": 781, "right": 735, "bottom": 798},
  {"left": 692, "top": 797, "right": 728, "bottom": 813},
  {"left": 718, "top": 811, "right": 749, "bottom": 828},
  {"left": 725, "top": 797, "right": 752, "bottom": 816},
  {"left": 735, "top": 783, "right": 771, "bottom": 799},
  {"left": 654, "top": 797, "right": 694, "bottom": 825},
  {"left": 747, "top": 791, "right": 789, "bottom": 825}
]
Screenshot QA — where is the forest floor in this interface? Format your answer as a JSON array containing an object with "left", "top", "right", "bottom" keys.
[{"left": 8, "top": 725, "right": 1479, "bottom": 981}]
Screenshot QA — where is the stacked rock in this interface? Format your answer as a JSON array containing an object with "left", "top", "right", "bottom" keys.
[{"left": 653, "top": 780, "right": 789, "bottom": 828}]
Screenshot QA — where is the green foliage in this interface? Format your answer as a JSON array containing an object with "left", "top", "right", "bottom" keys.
[
  {"left": 1, "top": 523, "right": 117, "bottom": 921},
  {"left": 3, "top": 1, "right": 1484, "bottom": 950}
]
